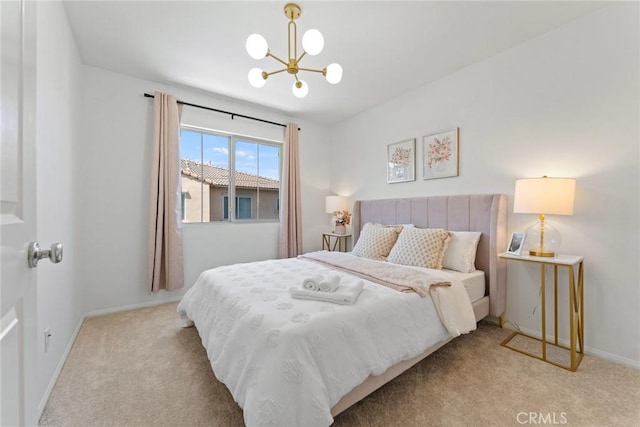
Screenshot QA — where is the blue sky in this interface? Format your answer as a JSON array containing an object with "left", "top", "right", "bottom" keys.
[{"left": 180, "top": 129, "right": 280, "bottom": 180}]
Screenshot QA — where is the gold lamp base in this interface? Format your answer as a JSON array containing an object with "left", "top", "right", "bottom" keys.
[
  {"left": 529, "top": 249, "right": 555, "bottom": 257},
  {"left": 526, "top": 213, "right": 559, "bottom": 258}
]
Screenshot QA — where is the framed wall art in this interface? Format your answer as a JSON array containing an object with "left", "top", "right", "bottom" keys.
[
  {"left": 387, "top": 138, "right": 415, "bottom": 183},
  {"left": 423, "top": 128, "right": 459, "bottom": 180}
]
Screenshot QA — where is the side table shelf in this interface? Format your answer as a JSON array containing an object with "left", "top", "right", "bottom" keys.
[
  {"left": 499, "top": 253, "right": 584, "bottom": 371},
  {"left": 322, "top": 233, "right": 351, "bottom": 252}
]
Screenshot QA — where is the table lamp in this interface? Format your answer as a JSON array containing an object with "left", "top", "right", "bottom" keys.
[
  {"left": 513, "top": 176, "right": 576, "bottom": 257},
  {"left": 325, "top": 195, "right": 349, "bottom": 233}
]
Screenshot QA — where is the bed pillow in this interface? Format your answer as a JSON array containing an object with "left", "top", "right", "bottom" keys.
[
  {"left": 352, "top": 222, "right": 401, "bottom": 260},
  {"left": 373, "top": 223, "right": 415, "bottom": 232},
  {"left": 387, "top": 227, "right": 451, "bottom": 269},
  {"left": 441, "top": 231, "right": 482, "bottom": 273}
]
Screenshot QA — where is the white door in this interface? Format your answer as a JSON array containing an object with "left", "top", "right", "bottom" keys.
[{"left": 1, "top": 1, "right": 38, "bottom": 426}]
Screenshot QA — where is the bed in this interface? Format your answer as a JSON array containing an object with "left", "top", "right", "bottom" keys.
[{"left": 178, "top": 193, "right": 507, "bottom": 426}]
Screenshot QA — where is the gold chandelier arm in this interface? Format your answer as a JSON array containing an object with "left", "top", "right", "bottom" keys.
[
  {"left": 266, "top": 52, "right": 289, "bottom": 67},
  {"left": 264, "top": 68, "right": 288, "bottom": 77},
  {"left": 296, "top": 51, "right": 307, "bottom": 63},
  {"left": 288, "top": 19, "right": 298, "bottom": 60},
  {"left": 298, "top": 67, "right": 326, "bottom": 74}
]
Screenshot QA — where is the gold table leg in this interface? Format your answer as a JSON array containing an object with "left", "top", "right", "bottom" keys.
[
  {"left": 568, "top": 262, "right": 585, "bottom": 371},
  {"left": 501, "top": 260, "right": 584, "bottom": 372},
  {"left": 554, "top": 265, "right": 559, "bottom": 346},
  {"left": 541, "top": 264, "right": 546, "bottom": 361}
]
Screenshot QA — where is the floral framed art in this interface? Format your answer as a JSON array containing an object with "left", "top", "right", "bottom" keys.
[
  {"left": 387, "top": 138, "right": 416, "bottom": 183},
  {"left": 423, "top": 128, "right": 459, "bottom": 180}
]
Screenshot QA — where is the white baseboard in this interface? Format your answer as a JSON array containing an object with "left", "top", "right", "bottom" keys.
[
  {"left": 516, "top": 325, "right": 640, "bottom": 370},
  {"left": 37, "top": 313, "right": 85, "bottom": 419},
  {"left": 36, "top": 297, "right": 183, "bottom": 420},
  {"left": 584, "top": 346, "right": 640, "bottom": 370},
  {"left": 83, "top": 296, "right": 183, "bottom": 319}
]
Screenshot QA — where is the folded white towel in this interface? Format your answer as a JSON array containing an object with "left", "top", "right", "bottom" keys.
[
  {"left": 290, "top": 279, "right": 365, "bottom": 305},
  {"left": 319, "top": 274, "right": 340, "bottom": 292},
  {"left": 302, "top": 275, "right": 324, "bottom": 291},
  {"left": 301, "top": 274, "right": 341, "bottom": 292}
]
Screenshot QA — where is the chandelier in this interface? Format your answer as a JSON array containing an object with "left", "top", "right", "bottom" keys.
[{"left": 245, "top": 3, "right": 343, "bottom": 98}]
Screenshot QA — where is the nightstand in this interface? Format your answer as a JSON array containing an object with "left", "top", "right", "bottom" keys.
[
  {"left": 499, "top": 252, "right": 584, "bottom": 371},
  {"left": 322, "top": 233, "right": 351, "bottom": 252}
]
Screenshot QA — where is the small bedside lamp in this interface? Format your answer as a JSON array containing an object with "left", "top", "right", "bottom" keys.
[
  {"left": 325, "top": 195, "right": 349, "bottom": 233},
  {"left": 513, "top": 176, "right": 576, "bottom": 257}
]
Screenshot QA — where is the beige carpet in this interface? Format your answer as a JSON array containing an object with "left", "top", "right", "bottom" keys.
[{"left": 40, "top": 303, "right": 640, "bottom": 427}]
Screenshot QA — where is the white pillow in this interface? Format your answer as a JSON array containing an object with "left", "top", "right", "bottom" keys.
[
  {"left": 441, "top": 231, "right": 482, "bottom": 273},
  {"left": 352, "top": 223, "right": 400, "bottom": 260},
  {"left": 386, "top": 227, "right": 451, "bottom": 269}
]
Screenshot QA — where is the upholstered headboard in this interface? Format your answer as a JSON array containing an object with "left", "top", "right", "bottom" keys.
[{"left": 352, "top": 194, "right": 507, "bottom": 317}]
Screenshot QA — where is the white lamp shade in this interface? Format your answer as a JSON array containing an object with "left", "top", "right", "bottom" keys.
[
  {"left": 325, "top": 195, "right": 348, "bottom": 214},
  {"left": 302, "top": 29, "right": 324, "bottom": 55},
  {"left": 325, "top": 63, "right": 343, "bottom": 84},
  {"left": 292, "top": 80, "right": 308, "bottom": 98},
  {"left": 246, "top": 34, "right": 268, "bottom": 59},
  {"left": 513, "top": 177, "right": 576, "bottom": 215},
  {"left": 248, "top": 68, "right": 266, "bottom": 88}
]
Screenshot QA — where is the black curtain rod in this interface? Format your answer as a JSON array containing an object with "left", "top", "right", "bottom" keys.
[{"left": 143, "top": 93, "right": 300, "bottom": 131}]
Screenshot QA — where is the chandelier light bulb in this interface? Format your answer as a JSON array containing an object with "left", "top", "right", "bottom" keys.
[
  {"left": 302, "top": 29, "right": 324, "bottom": 56},
  {"left": 246, "top": 34, "right": 268, "bottom": 59},
  {"left": 248, "top": 68, "right": 266, "bottom": 88},
  {"left": 292, "top": 80, "right": 309, "bottom": 98},
  {"left": 325, "top": 63, "right": 343, "bottom": 84}
]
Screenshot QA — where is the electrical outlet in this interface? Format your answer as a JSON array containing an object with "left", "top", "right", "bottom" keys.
[{"left": 44, "top": 328, "right": 51, "bottom": 352}]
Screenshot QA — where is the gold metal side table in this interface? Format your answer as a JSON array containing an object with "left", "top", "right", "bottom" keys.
[
  {"left": 322, "top": 233, "right": 351, "bottom": 252},
  {"left": 499, "top": 253, "right": 585, "bottom": 371}
]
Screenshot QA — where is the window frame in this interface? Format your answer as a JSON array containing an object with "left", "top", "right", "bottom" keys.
[{"left": 180, "top": 125, "right": 282, "bottom": 224}]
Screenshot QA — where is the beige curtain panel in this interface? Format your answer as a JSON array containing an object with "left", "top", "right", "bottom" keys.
[
  {"left": 148, "top": 91, "right": 184, "bottom": 292},
  {"left": 278, "top": 123, "right": 303, "bottom": 258}
]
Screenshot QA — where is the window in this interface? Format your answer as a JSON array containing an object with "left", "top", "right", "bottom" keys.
[
  {"left": 223, "top": 196, "right": 252, "bottom": 220},
  {"left": 180, "top": 192, "right": 187, "bottom": 221},
  {"left": 179, "top": 127, "right": 281, "bottom": 223}
]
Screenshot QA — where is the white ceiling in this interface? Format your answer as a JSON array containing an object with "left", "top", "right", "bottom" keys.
[{"left": 62, "top": 1, "right": 607, "bottom": 124}]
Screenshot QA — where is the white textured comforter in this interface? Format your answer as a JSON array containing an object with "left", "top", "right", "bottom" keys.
[{"left": 177, "top": 253, "right": 475, "bottom": 427}]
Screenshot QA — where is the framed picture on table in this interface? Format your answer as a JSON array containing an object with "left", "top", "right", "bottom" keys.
[{"left": 506, "top": 232, "right": 526, "bottom": 256}]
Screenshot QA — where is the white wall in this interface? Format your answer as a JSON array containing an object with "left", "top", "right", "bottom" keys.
[
  {"left": 35, "top": 0, "right": 84, "bottom": 413},
  {"left": 78, "top": 67, "right": 331, "bottom": 313},
  {"left": 329, "top": 3, "right": 639, "bottom": 366}
]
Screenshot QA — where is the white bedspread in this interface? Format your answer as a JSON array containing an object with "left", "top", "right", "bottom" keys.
[{"left": 177, "top": 253, "right": 474, "bottom": 427}]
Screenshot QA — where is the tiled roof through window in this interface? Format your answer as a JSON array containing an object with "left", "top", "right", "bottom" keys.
[{"left": 180, "top": 159, "right": 279, "bottom": 190}]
